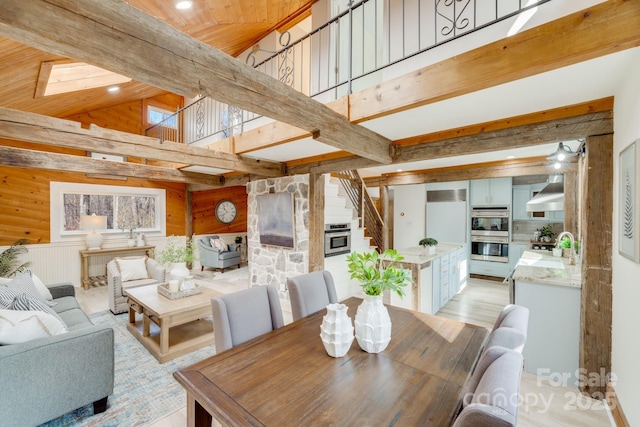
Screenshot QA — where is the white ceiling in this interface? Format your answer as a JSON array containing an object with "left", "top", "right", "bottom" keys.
[{"left": 243, "top": 47, "right": 640, "bottom": 178}]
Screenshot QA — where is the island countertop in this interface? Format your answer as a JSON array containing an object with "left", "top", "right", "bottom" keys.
[
  {"left": 396, "top": 243, "right": 465, "bottom": 268},
  {"left": 512, "top": 250, "right": 582, "bottom": 288}
]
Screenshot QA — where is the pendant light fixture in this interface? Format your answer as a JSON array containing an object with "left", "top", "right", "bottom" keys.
[{"left": 547, "top": 142, "right": 578, "bottom": 169}]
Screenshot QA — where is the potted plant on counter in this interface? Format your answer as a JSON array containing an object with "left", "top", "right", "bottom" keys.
[
  {"left": 537, "top": 225, "right": 554, "bottom": 242},
  {"left": 346, "top": 249, "right": 413, "bottom": 353},
  {"left": 419, "top": 237, "right": 438, "bottom": 255}
]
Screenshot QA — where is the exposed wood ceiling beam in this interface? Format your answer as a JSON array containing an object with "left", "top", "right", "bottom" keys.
[
  {"left": 0, "top": 107, "right": 283, "bottom": 177},
  {"left": 288, "top": 110, "right": 613, "bottom": 175},
  {"left": 362, "top": 157, "right": 577, "bottom": 187},
  {"left": 0, "top": 145, "right": 228, "bottom": 185},
  {"left": 0, "top": 0, "right": 393, "bottom": 164}
]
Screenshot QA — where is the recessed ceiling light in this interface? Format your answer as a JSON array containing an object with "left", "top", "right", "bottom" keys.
[
  {"left": 176, "top": 0, "right": 193, "bottom": 9},
  {"left": 507, "top": 155, "right": 515, "bottom": 159},
  {"left": 396, "top": 169, "right": 403, "bottom": 172},
  {"left": 107, "top": 86, "right": 120, "bottom": 93}
]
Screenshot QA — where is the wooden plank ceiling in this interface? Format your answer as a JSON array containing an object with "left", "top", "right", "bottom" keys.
[{"left": 0, "top": 0, "right": 315, "bottom": 118}]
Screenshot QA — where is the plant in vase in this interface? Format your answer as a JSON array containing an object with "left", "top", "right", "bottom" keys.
[
  {"left": 537, "top": 225, "right": 554, "bottom": 242},
  {"left": 156, "top": 235, "right": 198, "bottom": 284},
  {"left": 557, "top": 236, "right": 580, "bottom": 258},
  {"left": 122, "top": 226, "right": 137, "bottom": 247},
  {"left": 346, "top": 249, "right": 413, "bottom": 353},
  {"left": 418, "top": 237, "right": 438, "bottom": 255}
]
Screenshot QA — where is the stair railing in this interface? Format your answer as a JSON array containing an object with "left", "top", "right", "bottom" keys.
[{"left": 334, "top": 170, "right": 385, "bottom": 252}]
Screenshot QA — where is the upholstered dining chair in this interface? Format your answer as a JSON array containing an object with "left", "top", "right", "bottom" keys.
[
  {"left": 286, "top": 271, "right": 338, "bottom": 321},
  {"left": 211, "top": 285, "right": 284, "bottom": 352},
  {"left": 484, "top": 304, "right": 529, "bottom": 353}
]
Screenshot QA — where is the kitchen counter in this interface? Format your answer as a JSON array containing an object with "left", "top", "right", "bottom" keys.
[
  {"left": 512, "top": 250, "right": 581, "bottom": 288},
  {"left": 396, "top": 243, "right": 465, "bottom": 268}
]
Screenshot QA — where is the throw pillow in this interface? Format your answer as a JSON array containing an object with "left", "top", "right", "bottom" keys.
[
  {"left": 1, "top": 271, "right": 55, "bottom": 307},
  {"left": 115, "top": 257, "right": 150, "bottom": 282},
  {"left": 29, "top": 271, "right": 54, "bottom": 301},
  {"left": 0, "top": 308, "right": 67, "bottom": 345},
  {"left": 0, "top": 286, "right": 23, "bottom": 309},
  {"left": 9, "top": 292, "right": 68, "bottom": 328},
  {"left": 0, "top": 277, "right": 11, "bottom": 285},
  {"left": 210, "top": 238, "right": 228, "bottom": 252}
]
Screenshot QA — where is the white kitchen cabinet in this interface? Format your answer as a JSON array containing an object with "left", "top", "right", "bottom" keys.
[
  {"left": 515, "top": 279, "right": 580, "bottom": 387},
  {"left": 469, "top": 259, "right": 510, "bottom": 278},
  {"left": 470, "top": 178, "right": 512, "bottom": 206},
  {"left": 431, "top": 257, "right": 441, "bottom": 314},
  {"left": 440, "top": 254, "right": 451, "bottom": 308},
  {"left": 512, "top": 187, "right": 530, "bottom": 220},
  {"left": 508, "top": 243, "right": 528, "bottom": 272}
]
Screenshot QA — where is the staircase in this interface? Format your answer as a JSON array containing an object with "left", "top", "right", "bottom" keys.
[{"left": 334, "top": 170, "right": 386, "bottom": 252}]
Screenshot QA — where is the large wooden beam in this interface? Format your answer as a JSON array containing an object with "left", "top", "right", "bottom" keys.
[
  {"left": 0, "top": 107, "right": 284, "bottom": 177},
  {"left": 580, "top": 134, "right": 613, "bottom": 398},
  {"left": 289, "top": 110, "right": 613, "bottom": 175},
  {"left": 349, "top": 0, "right": 640, "bottom": 122},
  {"left": 0, "top": 0, "right": 393, "bottom": 164},
  {"left": 0, "top": 145, "right": 223, "bottom": 185}
]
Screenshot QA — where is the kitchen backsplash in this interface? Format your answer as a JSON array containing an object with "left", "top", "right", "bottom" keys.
[{"left": 512, "top": 220, "right": 563, "bottom": 242}]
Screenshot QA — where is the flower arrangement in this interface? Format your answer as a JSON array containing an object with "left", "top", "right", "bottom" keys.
[
  {"left": 346, "top": 249, "right": 412, "bottom": 297},
  {"left": 156, "top": 235, "right": 197, "bottom": 265}
]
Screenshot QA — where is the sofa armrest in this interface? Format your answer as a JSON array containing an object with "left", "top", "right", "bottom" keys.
[
  {"left": 47, "top": 282, "right": 76, "bottom": 299},
  {"left": 0, "top": 325, "right": 114, "bottom": 425}
]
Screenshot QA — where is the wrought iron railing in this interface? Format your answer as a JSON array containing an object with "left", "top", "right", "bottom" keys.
[
  {"left": 146, "top": 0, "right": 552, "bottom": 143},
  {"left": 335, "top": 170, "right": 385, "bottom": 252}
]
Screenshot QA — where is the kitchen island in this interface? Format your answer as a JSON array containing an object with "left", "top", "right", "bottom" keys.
[
  {"left": 387, "top": 244, "right": 467, "bottom": 315},
  {"left": 513, "top": 250, "right": 582, "bottom": 387}
]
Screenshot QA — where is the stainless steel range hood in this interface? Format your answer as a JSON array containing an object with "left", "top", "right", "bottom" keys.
[{"left": 526, "top": 175, "right": 564, "bottom": 212}]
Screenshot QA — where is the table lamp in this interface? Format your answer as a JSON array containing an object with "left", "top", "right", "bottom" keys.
[{"left": 80, "top": 214, "right": 108, "bottom": 250}]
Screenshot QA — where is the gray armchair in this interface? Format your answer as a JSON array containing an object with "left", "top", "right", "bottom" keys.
[
  {"left": 198, "top": 235, "right": 241, "bottom": 273},
  {"left": 287, "top": 270, "right": 338, "bottom": 321},
  {"left": 211, "top": 285, "right": 284, "bottom": 352},
  {"left": 107, "top": 256, "right": 167, "bottom": 314}
]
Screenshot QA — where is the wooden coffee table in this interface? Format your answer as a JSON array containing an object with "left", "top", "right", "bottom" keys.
[{"left": 126, "top": 284, "right": 220, "bottom": 363}]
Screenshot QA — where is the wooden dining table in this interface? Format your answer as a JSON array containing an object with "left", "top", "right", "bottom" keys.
[{"left": 173, "top": 297, "right": 488, "bottom": 426}]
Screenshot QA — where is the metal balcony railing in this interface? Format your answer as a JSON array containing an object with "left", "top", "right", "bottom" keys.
[{"left": 146, "top": 0, "right": 552, "bottom": 144}]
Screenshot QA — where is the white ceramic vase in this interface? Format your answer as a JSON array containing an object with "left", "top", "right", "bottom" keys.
[
  {"left": 170, "top": 262, "right": 190, "bottom": 284},
  {"left": 136, "top": 235, "right": 145, "bottom": 247},
  {"left": 354, "top": 295, "right": 392, "bottom": 353},
  {"left": 320, "top": 303, "right": 354, "bottom": 358},
  {"left": 127, "top": 238, "right": 136, "bottom": 247}
]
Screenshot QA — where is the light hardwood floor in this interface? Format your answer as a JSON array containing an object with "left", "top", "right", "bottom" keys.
[{"left": 76, "top": 273, "right": 613, "bottom": 426}]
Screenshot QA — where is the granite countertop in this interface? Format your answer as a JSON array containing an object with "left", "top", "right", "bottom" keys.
[
  {"left": 512, "top": 250, "right": 582, "bottom": 288},
  {"left": 396, "top": 244, "right": 464, "bottom": 268}
]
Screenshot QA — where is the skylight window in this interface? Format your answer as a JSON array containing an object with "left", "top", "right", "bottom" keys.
[{"left": 34, "top": 61, "right": 132, "bottom": 98}]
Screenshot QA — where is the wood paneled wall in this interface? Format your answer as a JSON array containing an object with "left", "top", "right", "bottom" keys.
[
  {"left": 191, "top": 186, "right": 247, "bottom": 235},
  {"left": 0, "top": 93, "right": 187, "bottom": 246}
]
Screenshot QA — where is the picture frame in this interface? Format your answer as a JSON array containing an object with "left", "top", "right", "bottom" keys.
[
  {"left": 619, "top": 140, "right": 639, "bottom": 262},
  {"left": 257, "top": 193, "right": 295, "bottom": 249}
]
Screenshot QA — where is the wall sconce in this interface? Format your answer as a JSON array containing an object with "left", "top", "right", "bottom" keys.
[{"left": 80, "top": 214, "right": 107, "bottom": 250}]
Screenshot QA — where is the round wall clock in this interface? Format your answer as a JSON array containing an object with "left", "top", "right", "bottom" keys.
[{"left": 215, "top": 199, "right": 237, "bottom": 224}]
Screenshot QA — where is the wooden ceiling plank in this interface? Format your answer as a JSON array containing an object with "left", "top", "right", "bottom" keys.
[
  {"left": 349, "top": 0, "right": 640, "bottom": 122},
  {"left": 0, "top": 145, "right": 220, "bottom": 185},
  {"left": 0, "top": 106, "right": 284, "bottom": 176},
  {"left": 0, "top": 0, "right": 393, "bottom": 164}
]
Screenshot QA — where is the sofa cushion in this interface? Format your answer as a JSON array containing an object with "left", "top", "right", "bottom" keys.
[
  {"left": 9, "top": 293, "right": 68, "bottom": 327},
  {"left": 218, "top": 250, "right": 240, "bottom": 260},
  {"left": 51, "top": 295, "right": 81, "bottom": 314},
  {"left": 58, "top": 308, "right": 92, "bottom": 331},
  {"left": 115, "top": 257, "right": 150, "bottom": 281},
  {"left": 121, "top": 278, "right": 159, "bottom": 291},
  {"left": 0, "top": 308, "right": 67, "bottom": 345}
]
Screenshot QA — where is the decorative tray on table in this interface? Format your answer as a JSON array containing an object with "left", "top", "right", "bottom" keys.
[{"left": 157, "top": 283, "right": 202, "bottom": 300}]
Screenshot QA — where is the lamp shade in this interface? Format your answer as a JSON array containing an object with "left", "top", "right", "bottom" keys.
[{"left": 80, "top": 214, "right": 107, "bottom": 250}]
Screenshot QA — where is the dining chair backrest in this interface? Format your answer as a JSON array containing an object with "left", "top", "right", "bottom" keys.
[
  {"left": 485, "top": 304, "right": 529, "bottom": 353},
  {"left": 286, "top": 271, "right": 338, "bottom": 321},
  {"left": 211, "top": 285, "right": 284, "bottom": 352}
]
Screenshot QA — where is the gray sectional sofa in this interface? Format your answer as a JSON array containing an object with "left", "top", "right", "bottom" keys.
[{"left": 0, "top": 282, "right": 114, "bottom": 426}]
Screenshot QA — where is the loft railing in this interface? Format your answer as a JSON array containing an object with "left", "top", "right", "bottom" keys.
[
  {"left": 146, "top": 0, "right": 552, "bottom": 143},
  {"left": 335, "top": 170, "right": 385, "bottom": 252}
]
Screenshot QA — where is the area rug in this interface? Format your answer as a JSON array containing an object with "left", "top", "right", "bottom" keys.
[{"left": 40, "top": 310, "right": 216, "bottom": 427}]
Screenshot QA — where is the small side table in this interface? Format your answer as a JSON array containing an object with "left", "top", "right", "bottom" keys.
[{"left": 80, "top": 246, "right": 155, "bottom": 289}]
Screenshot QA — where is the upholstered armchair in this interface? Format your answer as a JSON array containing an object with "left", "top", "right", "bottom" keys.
[
  {"left": 198, "top": 235, "right": 241, "bottom": 273},
  {"left": 107, "top": 256, "right": 167, "bottom": 314}
]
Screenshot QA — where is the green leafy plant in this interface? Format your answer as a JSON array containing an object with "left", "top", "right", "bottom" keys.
[
  {"left": 538, "top": 225, "right": 554, "bottom": 238},
  {"left": 558, "top": 237, "right": 580, "bottom": 251},
  {"left": 419, "top": 238, "right": 438, "bottom": 247},
  {"left": 0, "top": 238, "right": 32, "bottom": 277},
  {"left": 156, "top": 235, "right": 197, "bottom": 265},
  {"left": 346, "top": 249, "right": 412, "bottom": 297}
]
